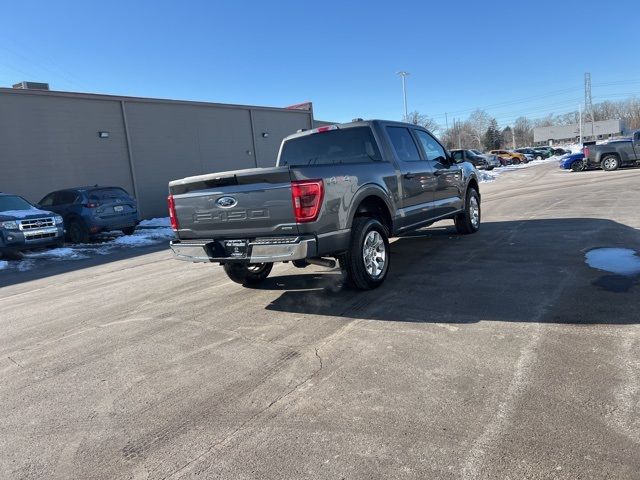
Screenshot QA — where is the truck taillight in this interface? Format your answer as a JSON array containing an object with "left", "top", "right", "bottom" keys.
[
  {"left": 291, "top": 180, "right": 324, "bottom": 223},
  {"left": 583, "top": 146, "right": 589, "bottom": 157},
  {"left": 167, "top": 194, "right": 179, "bottom": 231}
]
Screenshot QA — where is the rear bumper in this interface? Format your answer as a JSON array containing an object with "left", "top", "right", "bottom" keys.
[
  {"left": 170, "top": 236, "right": 317, "bottom": 263},
  {"left": 86, "top": 213, "right": 139, "bottom": 232}
]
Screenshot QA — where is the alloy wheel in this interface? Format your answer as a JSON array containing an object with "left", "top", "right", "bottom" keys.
[{"left": 362, "top": 230, "right": 386, "bottom": 279}]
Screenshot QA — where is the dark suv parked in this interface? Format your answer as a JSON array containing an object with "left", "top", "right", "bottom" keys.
[
  {"left": 0, "top": 193, "right": 64, "bottom": 256},
  {"left": 39, "top": 186, "right": 139, "bottom": 243}
]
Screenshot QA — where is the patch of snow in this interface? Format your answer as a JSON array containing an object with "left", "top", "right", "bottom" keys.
[
  {"left": 138, "top": 217, "right": 170, "bottom": 228},
  {"left": 585, "top": 248, "right": 640, "bottom": 276},
  {"left": 23, "top": 247, "right": 88, "bottom": 260},
  {"left": 111, "top": 227, "right": 174, "bottom": 247},
  {"left": 0, "top": 208, "right": 53, "bottom": 219},
  {"left": 0, "top": 223, "right": 174, "bottom": 274},
  {"left": 478, "top": 169, "right": 500, "bottom": 183}
]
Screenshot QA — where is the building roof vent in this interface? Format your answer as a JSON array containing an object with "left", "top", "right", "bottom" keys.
[{"left": 12, "top": 81, "right": 50, "bottom": 90}]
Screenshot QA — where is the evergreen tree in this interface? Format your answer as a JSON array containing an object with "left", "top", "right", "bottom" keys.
[{"left": 483, "top": 118, "right": 501, "bottom": 150}]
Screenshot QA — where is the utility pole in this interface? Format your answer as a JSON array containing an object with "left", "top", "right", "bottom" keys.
[
  {"left": 578, "top": 103, "right": 583, "bottom": 144},
  {"left": 511, "top": 127, "right": 516, "bottom": 149},
  {"left": 456, "top": 119, "right": 461, "bottom": 149},
  {"left": 445, "top": 112, "right": 449, "bottom": 132},
  {"left": 396, "top": 71, "right": 410, "bottom": 120}
]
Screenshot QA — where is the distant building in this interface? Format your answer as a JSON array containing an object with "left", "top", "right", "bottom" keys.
[{"left": 533, "top": 119, "right": 627, "bottom": 145}]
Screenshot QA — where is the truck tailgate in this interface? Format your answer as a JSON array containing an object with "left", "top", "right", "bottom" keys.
[{"left": 169, "top": 167, "right": 298, "bottom": 239}]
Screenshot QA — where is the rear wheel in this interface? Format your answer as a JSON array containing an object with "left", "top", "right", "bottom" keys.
[
  {"left": 67, "top": 219, "right": 90, "bottom": 243},
  {"left": 536, "top": 155, "right": 543, "bottom": 161},
  {"left": 223, "top": 262, "right": 273, "bottom": 286},
  {"left": 455, "top": 188, "right": 481, "bottom": 235},
  {"left": 601, "top": 155, "right": 619, "bottom": 171},
  {"left": 121, "top": 226, "right": 136, "bottom": 235},
  {"left": 340, "top": 217, "right": 390, "bottom": 290}
]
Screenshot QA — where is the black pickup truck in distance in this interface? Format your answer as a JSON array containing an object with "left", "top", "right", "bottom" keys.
[{"left": 168, "top": 120, "right": 480, "bottom": 290}]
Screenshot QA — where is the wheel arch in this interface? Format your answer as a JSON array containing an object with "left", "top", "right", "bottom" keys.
[{"left": 348, "top": 185, "right": 394, "bottom": 236}]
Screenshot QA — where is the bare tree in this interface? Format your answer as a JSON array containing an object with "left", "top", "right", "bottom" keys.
[
  {"left": 513, "top": 116, "right": 534, "bottom": 147},
  {"left": 466, "top": 109, "right": 491, "bottom": 150},
  {"left": 403, "top": 111, "right": 440, "bottom": 134}
]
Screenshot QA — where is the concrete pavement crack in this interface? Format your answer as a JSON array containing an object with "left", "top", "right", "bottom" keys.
[{"left": 7, "top": 356, "right": 23, "bottom": 368}]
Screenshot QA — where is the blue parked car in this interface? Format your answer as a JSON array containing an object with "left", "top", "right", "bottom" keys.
[
  {"left": 559, "top": 152, "right": 586, "bottom": 172},
  {"left": 38, "top": 186, "right": 139, "bottom": 243}
]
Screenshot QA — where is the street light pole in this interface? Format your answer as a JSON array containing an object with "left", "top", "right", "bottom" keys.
[{"left": 396, "top": 71, "right": 410, "bottom": 120}]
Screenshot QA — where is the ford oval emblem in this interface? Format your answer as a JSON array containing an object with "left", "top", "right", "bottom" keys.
[{"left": 216, "top": 196, "right": 237, "bottom": 208}]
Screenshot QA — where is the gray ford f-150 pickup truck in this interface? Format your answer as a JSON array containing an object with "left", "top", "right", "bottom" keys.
[{"left": 168, "top": 119, "right": 480, "bottom": 289}]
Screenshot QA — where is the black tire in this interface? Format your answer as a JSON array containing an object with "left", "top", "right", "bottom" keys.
[
  {"left": 455, "top": 188, "right": 481, "bottom": 235},
  {"left": 487, "top": 166, "right": 494, "bottom": 171},
  {"left": 67, "top": 219, "right": 90, "bottom": 243},
  {"left": 571, "top": 161, "right": 585, "bottom": 172},
  {"left": 601, "top": 155, "right": 620, "bottom": 171},
  {"left": 223, "top": 262, "right": 273, "bottom": 286},
  {"left": 340, "top": 217, "right": 390, "bottom": 290},
  {"left": 121, "top": 226, "right": 136, "bottom": 235}
]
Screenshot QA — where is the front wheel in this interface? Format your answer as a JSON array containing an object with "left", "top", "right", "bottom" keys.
[
  {"left": 340, "top": 217, "right": 390, "bottom": 290},
  {"left": 121, "top": 226, "right": 136, "bottom": 235},
  {"left": 571, "top": 161, "right": 585, "bottom": 172},
  {"left": 455, "top": 188, "right": 481, "bottom": 235},
  {"left": 223, "top": 263, "right": 273, "bottom": 286},
  {"left": 601, "top": 155, "right": 619, "bottom": 171}
]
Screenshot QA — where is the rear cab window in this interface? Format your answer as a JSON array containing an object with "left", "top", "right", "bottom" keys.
[{"left": 279, "top": 127, "right": 383, "bottom": 166}]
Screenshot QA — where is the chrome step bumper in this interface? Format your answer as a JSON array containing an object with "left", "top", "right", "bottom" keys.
[{"left": 170, "top": 236, "right": 317, "bottom": 263}]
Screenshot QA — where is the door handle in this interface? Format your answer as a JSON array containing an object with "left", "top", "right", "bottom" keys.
[
  {"left": 434, "top": 169, "right": 446, "bottom": 176},
  {"left": 404, "top": 172, "right": 416, "bottom": 179}
]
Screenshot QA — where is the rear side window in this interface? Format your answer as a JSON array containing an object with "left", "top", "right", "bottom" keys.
[
  {"left": 88, "top": 188, "right": 131, "bottom": 203},
  {"left": 57, "top": 191, "right": 78, "bottom": 204},
  {"left": 279, "top": 127, "right": 383, "bottom": 166},
  {"left": 386, "top": 127, "right": 421, "bottom": 162}
]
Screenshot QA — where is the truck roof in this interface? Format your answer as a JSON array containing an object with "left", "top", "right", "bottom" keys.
[{"left": 283, "top": 119, "right": 428, "bottom": 142}]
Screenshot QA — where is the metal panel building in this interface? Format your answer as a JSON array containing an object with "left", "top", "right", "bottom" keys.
[
  {"left": 0, "top": 88, "right": 316, "bottom": 218},
  {"left": 533, "top": 119, "right": 626, "bottom": 145}
]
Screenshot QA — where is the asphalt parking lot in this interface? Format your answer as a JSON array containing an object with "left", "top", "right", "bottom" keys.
[{"left": 1, "top": 162, "right": 639, "bottom": 479}]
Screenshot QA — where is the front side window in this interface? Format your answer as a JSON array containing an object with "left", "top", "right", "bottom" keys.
[
  {"left": 452, "top": 151, "right": 463, "bottom": 161},
  {"left": 414, "top": 130, "right": 447, "bottom": 162},
  {"left": 39, "top": 193, "right": 57, "bottom": 207},
  {"left": 279, "top": 127, "right": 383, "bottom": 166}
]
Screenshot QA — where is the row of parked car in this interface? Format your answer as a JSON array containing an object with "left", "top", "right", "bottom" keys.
[
  {"left": 0, "top": 186, "right": 139, "bottom": 258},
  {"left": 450, "top": 146, "right": 572, "bottom": 170}
]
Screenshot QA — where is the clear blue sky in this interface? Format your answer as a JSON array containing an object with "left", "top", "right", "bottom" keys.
[{"left": 1, "top": 0, "right": 638, "bottom": 128}]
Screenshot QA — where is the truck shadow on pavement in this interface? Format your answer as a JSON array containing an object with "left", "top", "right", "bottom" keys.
[{"left": 263, "top": 218, "right": 640, "bottom": 325}]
